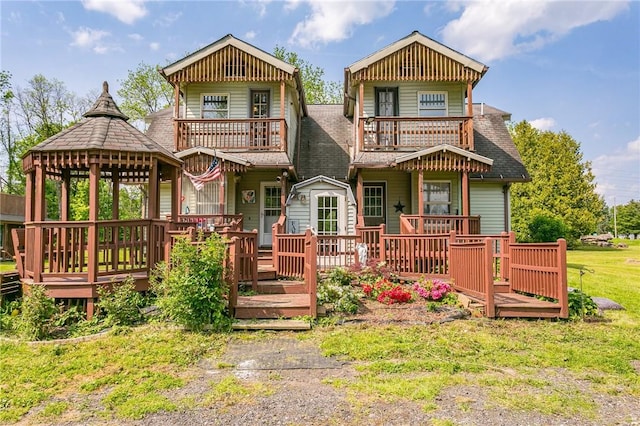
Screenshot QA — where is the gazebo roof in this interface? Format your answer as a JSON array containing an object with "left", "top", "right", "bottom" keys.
[{"left": 24, "top": 82, "right": 181, "bottom": 174}]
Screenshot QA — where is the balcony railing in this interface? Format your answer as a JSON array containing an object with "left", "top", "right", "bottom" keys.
[
  {"left": 400, "top": 214, "right": 481, "bottom": 235},
  {"left": 176, "top": 118, "right": 287, "bottom": 151},
  {"left": 359, "top": 116, "right": 473, "bottom": 151}
]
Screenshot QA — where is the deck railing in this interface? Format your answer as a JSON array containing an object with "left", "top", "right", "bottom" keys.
[
  {"left": 401, "top": 214, "right": 481, "bottom": 235},
  {"left": 380, "top": 233, "right": 450, "bottom": 277},
  {"left": 218, "top": 228, "right": 258, "bottom": 291},
  {"left": 356, "top": 224, "right": 385, "bottom": 261},
  {"left": 174, "top": 214, "right": 243, "bottom": 232},
  {"left": 509, "top": 239, "right": 568, "bottom": 318},
  {"left": 305, "top": 230, "right": 318, "bottom": 317},
  {"left": 450, "top": 239, "right": 495, "bottom": 317},
  {"left": 274, "top": 233, "right": 306, "bottom": 279},
  {"left": 21, "top": 219, "right": 170, "bottom": 283},
  {"left": 316, "top": 234, "right": 359, "bottom": 271},
  {"left": 455, "top": 232, "right": 515, "bottom": 281},
  {"left": 176, "top": 118, "right": 287, "bottom": 151},
  {"left": 359, "top": 116, "right": 473, "bottom": 151}
]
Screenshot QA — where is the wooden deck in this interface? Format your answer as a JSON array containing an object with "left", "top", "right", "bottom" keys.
[
  {"left": 459, "top": 290, "right": 563, "bottom": 318},
  {"left": 235, "top": 293, "right": 312, "bottom": 319}
]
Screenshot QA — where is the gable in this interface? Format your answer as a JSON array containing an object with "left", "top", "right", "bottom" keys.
[
  {"left": 347, "top": 32, "right": 487, "bottom": 83},
  {"left": 162, "top": 35, "right": 296, "bottom": 84}
]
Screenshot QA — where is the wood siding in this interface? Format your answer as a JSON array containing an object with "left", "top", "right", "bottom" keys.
[
  {"left": 361, "top": 82, "right": 465, "bottom": 118},
  {"left": 185, "top": 82, "right": 285, "bottom": 119},
  {"left": 235, "top": 170, "right": 279, "bottom": 232},
  {"left": 361, "top": 170, "right": 411, "bottom": 234},
  {"left": 470, "top": 182, "right": 506, "bottom": 234}
]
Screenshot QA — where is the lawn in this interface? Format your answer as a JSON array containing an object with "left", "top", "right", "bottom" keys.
[
  {"left": 0, "top": 261, "right": 16, "bottom": 273},
  {"left": 0, "top": 241, "right": 638, "bottom": 424}
]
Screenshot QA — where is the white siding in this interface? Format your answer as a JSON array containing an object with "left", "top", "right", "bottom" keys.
[
  {"left": 470, "top": 182, "right": 506, "bottom": 235},
  {"left": 159, "top": 183, "right": 172, "bottom": 218},
  {"left": 286, "top": 181, "right": 357, "bottom": 235}
]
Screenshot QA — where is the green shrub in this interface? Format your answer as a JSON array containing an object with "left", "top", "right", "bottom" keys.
[
  {"left": 528, "top": 214, "right": 567, "bottom": 243},
  {"left": 568, "top": 289, "right": 600, "bottom": 320},
  {"left": 151, "top": 233, "right": 231, "bottom": 331},
  {"left": 15, "top": 285, "right": 57, "bottom": 340},
  {"left": 317, "top": 267, "right": 361, "bottom": 314},
  {"left": 97, "top": 276, "right": 145, "bottom": 327}
]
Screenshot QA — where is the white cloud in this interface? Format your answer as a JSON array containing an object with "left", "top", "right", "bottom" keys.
[
  {"left": 245, "top": 31, "right": 257, "bottom": 40},
  {"left": 593, "top": 137, "right": 640, "bottom": 201},
  {"left": 153, "top": 11, "right": 183, "bottom": 27},
  {"left": 289, "top": 0, "right": 396, "bottom": 47},
  {"left": 56, "top": 12, "right": 65, "bottom": 24},
  {"left": 82, "top": 0, "right": 148, "bottom": 25},
  {"left": 441, "top": 0, "right": 629, "bottom": 63},
  {"left": 149, "top": 42, "right": 160, "bottom": 51},
  {"left": 128, "top": 33, "right": 143, "bottom": 41},
  {"left": 70, "top": 27, "right": 120, "bottom": 54},
  {"left": 529, "top": 117, "right": 556, "bottom": 131}
]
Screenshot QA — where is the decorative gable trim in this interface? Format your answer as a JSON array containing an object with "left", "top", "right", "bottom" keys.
[
  {"left": 392, "top": 144, "right": 493, "bottom": 173},
  {"left": 286, "top": 175, "right": 356, "bottom": 205},
  {"left": 348, "top": 31, "right": 487, "bottom": 82},
  {"left": 162, "top": 34, "right": 296, "bottom": 83}
]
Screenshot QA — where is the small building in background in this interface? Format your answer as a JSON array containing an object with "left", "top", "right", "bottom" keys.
[{"left": 0, "top": 193, "right": 25, "bottom": 260}]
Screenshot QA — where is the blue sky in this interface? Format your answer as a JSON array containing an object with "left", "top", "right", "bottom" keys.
[{"left": 2, "top": 0, "right": 639, "bottom": 205}]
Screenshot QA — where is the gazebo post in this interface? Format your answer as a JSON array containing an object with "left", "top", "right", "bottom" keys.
[
  {"left": 32, "top": 165, "right": 46, "bottom": 283},
  {"left": 170, "top": 167, "right": 180, "bottom": 223},
  {"left": 61, "top": 169, "right": 71, "bottom": 271},
  {"left": 148, "top": 159, "right": 159, "bottom": 268},
  {"left": 112, "top": 170, "right": 120, "bottom": 220},
  {"left": 87, "top": 163, "right": 100, "bottom": 283}
]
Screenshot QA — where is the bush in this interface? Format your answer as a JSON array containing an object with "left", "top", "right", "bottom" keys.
[
  {"left": 568, "top": 289, "right": 599, "bottom": 320},
  {"left": 528, "top": 214, "right": 567, "bottom": 243},
  {"left": 15, "top": 285, "right": 57, "bottom": 340},
  {"left": 317, "top": 267, "right": 361, "bottom": 314},
  {"left": 97, "top": 276, "right": 145, "bottom": 327},
  {"left": 151, "top": 233, "right": 231, "bottom": 331}
]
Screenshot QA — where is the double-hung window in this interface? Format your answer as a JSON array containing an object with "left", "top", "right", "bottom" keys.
[
  {"left": 418, "top": 92, "right": 447, "bottom": 117},
  {"left": 423, "top": 181, "right": 451, "bottom": 215},
  {"left": 202, "top": 94, "right": 229, "bottom": 119}
]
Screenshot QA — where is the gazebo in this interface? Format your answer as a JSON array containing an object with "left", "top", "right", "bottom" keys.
[{"left": 18, "top": 82, "right": 182, "bottom": 317}]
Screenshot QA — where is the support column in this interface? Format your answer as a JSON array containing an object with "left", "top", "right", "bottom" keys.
[
  {"left": 87, "top": 163, "right": 100, "bottom": 284},
  {"left": 32, "top": 166, "right": 46, "bottom": 283},
  {"left": 61, "top": 170, "right": 71, "bottom": 271},
  {"left": 171, "top": 166, "right": 180, "bottom": 223},
  {"left": 112, "top": 171, "right": 119, "bottom": 220},
  {"left": 280, "top": 81, "right": 286, "bottom": 151},
  {"left": 462, "top": 170, "right": 470, "bottom": 234},
  {"left": 358, "top": 82, "right": 364, "bottom": 152},
  {"left": 148, "top": 159, "right": 159, "bottom": 219},
  {"left": 467, "top": 80, "right": 474, "bottom": 151},
  {"left": 219, "top": 172, "right": 226, "bottom": 215},
  {"left": 25, "top": 171, "right": 34, "bottom": 222},
  {"left": 418, "top": 169, "right": 424, "bottom": 233},
  {"left": 280, "top": 172, "right": 286, "bottom": 217},
  {"left": 356, "top": 172, "right": 364, "bottom": 226}
]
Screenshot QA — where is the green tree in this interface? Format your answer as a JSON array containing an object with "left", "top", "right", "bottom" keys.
[
  {"left": 614, "top": 200, "right": 640, "bottom": 236},
  {"left": 509, "top": 120, "right": 605, "bottom": 243},
  {"left": 273, "top": 46, "right": 342, "bottom": 104},
  {"left": 117, "top": 62, "right": 172, "bottom": 122}
]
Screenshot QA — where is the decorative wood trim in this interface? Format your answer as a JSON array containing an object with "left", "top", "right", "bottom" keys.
[{"left": 396, "top": 151, "right": 492, "bottom": 173}]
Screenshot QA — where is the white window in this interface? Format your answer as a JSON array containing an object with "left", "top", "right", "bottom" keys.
[
  {"left": 202, "top": 94, "right": 229, "bottom": 119},
  {"left": 423, "top": 181, "right": 451, "bottom": 215},
  {"left": 418, "top": 92, "right": 447, "bottom": 117}
]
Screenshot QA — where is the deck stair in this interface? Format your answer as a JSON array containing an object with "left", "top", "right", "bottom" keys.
[{"left": 233, "top": 248, "right": 316, "bottom": 320}]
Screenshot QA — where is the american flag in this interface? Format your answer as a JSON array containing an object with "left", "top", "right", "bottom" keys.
[{"left": 184, "top": 157, "right": 221, "bottom": 191}]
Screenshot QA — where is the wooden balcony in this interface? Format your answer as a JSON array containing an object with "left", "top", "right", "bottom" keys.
[
  {"left": 401, "top": 214, "right": 481, "bottom": 235},
  {"left": 359, "top": 116, "right": 473, "bottom": 151},
  {"left": 175, "top": 118, "right": 287, "bottom": 151}
]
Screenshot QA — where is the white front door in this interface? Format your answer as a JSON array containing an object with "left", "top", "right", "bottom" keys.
[{"left": 260, "top": 182, "right": 281, "bottom": 246}]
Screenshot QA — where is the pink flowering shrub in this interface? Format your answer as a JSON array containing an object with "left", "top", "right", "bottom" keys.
[{"left": 412, "top": 278, "right": 452, "bottom": 301}]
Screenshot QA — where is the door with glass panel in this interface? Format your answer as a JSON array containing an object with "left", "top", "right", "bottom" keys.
[
  {"left": 375, "top": 87, "right": 398, "bottom": 146},
  {"left": 260, "top": 183, "right": 280, "bottom": 246},
  {"left": 251, "top": 90, "right": 270, "bottom": 147}
]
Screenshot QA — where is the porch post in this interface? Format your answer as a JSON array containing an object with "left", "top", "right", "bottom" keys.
[
  {"left": 467, "top": 80, "right": 474, "bottom": 151},
  {"left": 462, "top": 170, "right": 470, "bottom": 234},
  {"left": 219, "top": 171, "right": 226, "bottom": 215},
  {"left": 280, "top": 172, "right": 287, "bottom": 217},
  {"left": 148, "top": 159, "right": 159, "bottom": 219},
  {"left": 87, "top": 163, "right": 100, "bottom": 284},
  {"left": 112, "top": 170, "right": 120, "bottom": 220},
  {"left": 417, "top": 169, "right": 424, "bottom": 233},
  {"left": 358, "top": 82, "right": 364, "bottom": 152},
  {"left": 173, "top": 84, "right": 180, "bottom": 150},
  {"left": 356, "top": 172, "right": 364, "bottom": 226},
  {"left": 171, "top": 166, "right": 180, "bottom": 222},
  {"left": 280, "top": 81, "right": 286, "bottom": 151},
  {"left": 32, "top": 165, "right": 46, "bottom": 283}
]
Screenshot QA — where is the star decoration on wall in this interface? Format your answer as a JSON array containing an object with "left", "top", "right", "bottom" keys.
[{"left": 394, "top": 200, "right": 405, "bottom": 213}]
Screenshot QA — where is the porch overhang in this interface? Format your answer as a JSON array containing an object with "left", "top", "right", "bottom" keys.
[
  {"left": 176, "top": 147, "right": 253, "bottom": 173},
  {"left": 286, "top": 175, "right": 356, "bottom": 206},
  {"left": 392, "top": 145, "right": 493, "bottom": 173}
]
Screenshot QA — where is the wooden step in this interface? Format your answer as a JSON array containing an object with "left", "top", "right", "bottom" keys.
[
  {"left": 257, "top": 279, "right": 306, "bottom": 294},
  {"left": 234, "top": 294, "right": 313, "bottom": 319},
  {"left": 232, "top": 319, "right": 311, "bottom": 331},
  {"left": 494, "top": 281, "right": 511, "bottom": 293}
]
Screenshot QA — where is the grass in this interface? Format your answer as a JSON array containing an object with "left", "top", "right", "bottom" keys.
[
  {"left": 0, "top": 261, "right": 16, "bottom": 273},
  {"left": 0, "top": 240, "right": 638, "bottom": 423}
]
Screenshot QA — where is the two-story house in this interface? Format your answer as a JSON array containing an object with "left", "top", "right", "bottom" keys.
[{"left": 147, "top": 31, "right": 529, "bottom": 246}]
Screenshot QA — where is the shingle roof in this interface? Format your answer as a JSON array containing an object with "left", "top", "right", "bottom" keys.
[
  {"left": 297, "top": 105, "right": 352, "bottom": 181},
  {"left": 28, "top": 82, "right": 180, "bottom": 165},
  {"left": 145, "top": 107, "right": 174, "bottom": 152}
]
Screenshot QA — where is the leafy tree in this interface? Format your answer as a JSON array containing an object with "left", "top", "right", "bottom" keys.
[
  {"left": 509, "top": 121, "right": 605, "bottom": 244},
  {"left": 613, "top": 200, "right": 640, "bottom": 236},
  {"left": 0, "top": 70, "right": 16, "bottom": 192},
  {"left": 70, "top": 180, "right": 143, "bottom": 220},
  {"left": 117, "top": 62, "right": 172, "bottom": 122},
  {"left": 273, "top": 46, "right": 342, "bottom": 104}
]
